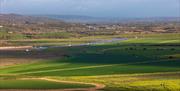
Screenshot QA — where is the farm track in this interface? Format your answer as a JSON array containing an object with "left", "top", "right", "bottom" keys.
[{"left": 0, "top": 78, "right": 105, "bottom": 91}]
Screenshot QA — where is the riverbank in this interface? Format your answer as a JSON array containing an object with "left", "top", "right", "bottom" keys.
[{"left": 0, "top": 46, "right": 33, "bottom": 50}]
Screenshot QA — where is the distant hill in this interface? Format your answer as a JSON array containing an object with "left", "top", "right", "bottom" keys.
[
  {"left": 0, "top": 14, "right": 66, "bottom": 25},
  {"left": 35, "top": 15, "right": 108, "bottom": 23},
  {"left": 0, "top": 14, "right": 179, "bottom": 37},
  {"left": 1, "top": 14, "right": 179, "bottom": 24},
  {"left": 35, "top": 15, "right": 180, "bottom": 23},
  {"left": 0, "top": 14, "right": 72, "bottom": 33}
]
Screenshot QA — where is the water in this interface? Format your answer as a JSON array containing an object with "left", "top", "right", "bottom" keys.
[{"left": 33, "top": 38, "right": 127, "bottom": 50}]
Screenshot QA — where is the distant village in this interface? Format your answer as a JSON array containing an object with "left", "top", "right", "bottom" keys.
[{"left": 0, "top": 14, "right": 179, "bottom": 39}]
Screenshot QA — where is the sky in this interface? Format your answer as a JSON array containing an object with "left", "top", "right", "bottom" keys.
[{"left": 0, "top": 0, "right": 180, "bottom": 18}]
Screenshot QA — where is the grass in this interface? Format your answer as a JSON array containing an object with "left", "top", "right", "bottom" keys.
[
  {"left": 0, "top": 79, "right": 93, "bottom": 89},
  {"left": 129, "top": 79, "right": 180, "bottom": 91},
  {"left": 52, "top": 72, "right": 180, "bottom": 91},
  {"left": 1, "top": 33, "right": 180, "bottom": 46},
  {"left": 1, "top": 45, "right": 180, "bottom": 76},
  {"left": 0, "top": 33, "right": 180, "bottom": 90},
  {"left": 0, "top": 31, "right": 25, "bottom": 40},
  {"left": 2, "top": 35, "right": 115, "bottom": 46}
]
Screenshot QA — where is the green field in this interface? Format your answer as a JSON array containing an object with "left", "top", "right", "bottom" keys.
[
  {"left": 0, "top": 33, "right": 180, "bottom": 91},
  {"left": 0, "top": 79, "right": 93, "bottom": 89}
]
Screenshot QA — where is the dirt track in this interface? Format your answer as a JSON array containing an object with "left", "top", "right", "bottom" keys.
[{"left": 0, "top": 78, "right": 105, "bottom": 91}]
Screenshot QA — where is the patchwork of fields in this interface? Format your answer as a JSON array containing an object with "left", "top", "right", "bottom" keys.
[{"left": 0, "top": 33, "right": 180, "bottom": 91}]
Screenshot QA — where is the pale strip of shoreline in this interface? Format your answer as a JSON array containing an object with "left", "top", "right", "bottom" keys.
[{"left": 0, "top": 46, "right": 33, "bottom": 50}]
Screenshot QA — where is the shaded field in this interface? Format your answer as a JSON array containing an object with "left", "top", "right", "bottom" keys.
[{"left": 1, "top": 44, "right": 180, "bottom": 76}]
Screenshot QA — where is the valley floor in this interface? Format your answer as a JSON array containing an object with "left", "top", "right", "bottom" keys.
[{"left": 0, "top": 33, "right": 180, "bottom": 91}]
